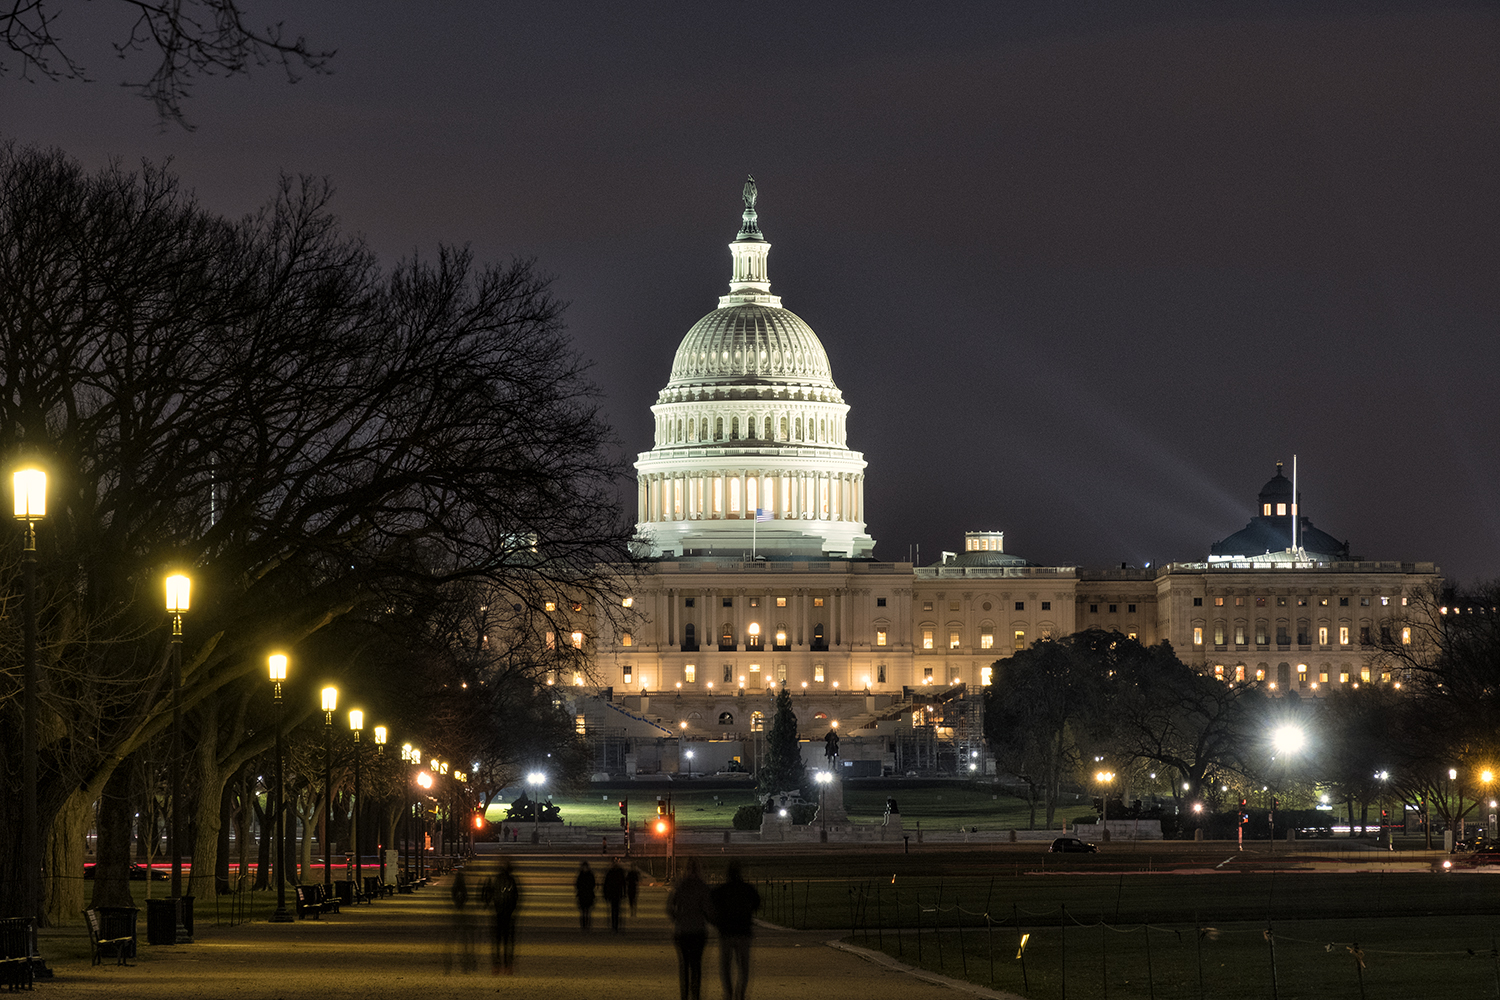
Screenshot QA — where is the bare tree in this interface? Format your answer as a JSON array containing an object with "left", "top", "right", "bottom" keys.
[
  {"left": 1, "top": 0, "right": 332, "bottom": 125},
  {"left": 0, "top": 143, "right": 634, "bottom": 923}
]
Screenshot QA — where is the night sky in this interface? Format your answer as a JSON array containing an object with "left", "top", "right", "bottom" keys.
[{"left": 5, "top": 2, "right": 1497, "bottom": 582}]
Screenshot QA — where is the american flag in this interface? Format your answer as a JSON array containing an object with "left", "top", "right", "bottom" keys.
[{"left": 755, "top": 508, "right": 772, "bottom": 522}]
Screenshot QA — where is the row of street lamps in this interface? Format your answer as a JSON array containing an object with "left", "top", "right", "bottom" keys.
[{"left": 10, "top": 467, "right": 461, "bottom": 934}]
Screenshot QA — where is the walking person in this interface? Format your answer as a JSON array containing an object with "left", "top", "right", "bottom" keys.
[
  {"left": 668, "top": 857, "right": 714, "bottom": 1000},
  {"left": 602, "top": 858, "right": 627, "bottom": 931},
  {"left": 490, "top": 860, "right": 521, "bottom": 975},
  {"left": 710, "top": 861, "right": 760, "bottom": 1000},
  {"left": 574, "top": 860, "right": 597, "bottom": 931},
  {"left": 445, "top": 869, "right": 478, "bottom": 974},
  {"left": 626, "top": 862, "right": 641, "bottom": 917}
]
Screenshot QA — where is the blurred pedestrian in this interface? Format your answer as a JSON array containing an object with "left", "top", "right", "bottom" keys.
[
  {"left": 490, "top": 860, "right": 521, "bottom": 975},
  {"left": 626, "top": 862, "right": 641, "bottom": 916},
  {"left": 574, "top": 860, "right": 597, "bottom": 930},
  {"left": 710, "top": 861, "right": 760, "bottom": 1000},
  {"left": 602, "top": 858, "right": 627, "bottom": 932},
  {"left": 668, "top": 857, "right": 713, "bottom": 1000},
  {"left": 444, "top": 870, "right": 478, "bottom": 974}
]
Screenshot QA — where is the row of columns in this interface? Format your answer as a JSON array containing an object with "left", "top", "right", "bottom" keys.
[
  {"left": 654, "top": 409, "right": 847, "bottom": 448},
  {"left": 640, "top": 470, "right": 864, "bottom": 524}
]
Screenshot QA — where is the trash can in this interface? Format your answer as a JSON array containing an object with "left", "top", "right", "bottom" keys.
[
  {"left": 334, "top": 880, "right": 355, "bottom": 906},
  {"left": 145, "top": 899, "right": 176, "bottom": 946}
]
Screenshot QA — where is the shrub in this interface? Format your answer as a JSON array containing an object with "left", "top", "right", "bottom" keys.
[{"left": 732, "top": 804, "right": 763, "bottom": 830}]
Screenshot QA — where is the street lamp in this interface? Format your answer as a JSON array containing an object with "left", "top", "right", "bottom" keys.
[
  {"left": 164, "top": 573, "right": 193, "bottom": 941},
  {"left": 320, "top": 686, "right": 338, "bottom": 893},
  {"left": 268, "top": 655, "right": 294, "bottom": 922},
  {"left": 1452, "top": 767, "right": 1463, "bottom": 844},
  {"left": 1269, "top": 724, "right": 1305, "bottom": 853},
  {"left": 1095, "top": 770, "right": 1115, "bottom": 840},
  {"left": 528, "top": 771, "right": 546, "bottom": 843},
  {"left": 348, "top": 709, "right": 363, "bottom": 900},
  {"left": 685, "top": 749, "right": 694, "bottom": 780},
  {"left": 816, "top": 770, "right": 832, "bottom": 842},
  {"left": 401, "top": 744, "right": 420, "bottom": 880},
  {"left": 416, "top": 768, "right": 434, "bottom": 880},
  {"left": 13, "top": 468, "right": 44, "bottom": 933},
  {"left": 373, "top": 726, "right": 387, "bottom": 881}
]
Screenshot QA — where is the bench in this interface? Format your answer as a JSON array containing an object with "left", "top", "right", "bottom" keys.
[
  {"left": 84, "top": 908, "right": 137, "bottom": 967},
  {"left": 293, "top": 884, "right": 340, "bottom": 920},
  {"left": 0, "top": 917, "right": 34, "bottom": 989},
  {"left": 363, "top": 875, "right": 395, "bottom": 899}
]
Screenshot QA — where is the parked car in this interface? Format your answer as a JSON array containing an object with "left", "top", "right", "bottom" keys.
[
  {"left": 83, "top": 862, "right": 170, "bottom": 881},
  {"left": 1049, "top": 837, "right": 1099, "bottom": 854}
]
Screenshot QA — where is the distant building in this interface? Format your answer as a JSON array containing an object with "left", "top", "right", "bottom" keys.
[{"left": 559, "top": 182, "right": 1441, "bottom": 777}]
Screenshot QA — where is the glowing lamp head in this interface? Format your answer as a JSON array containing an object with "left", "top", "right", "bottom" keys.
[
  {"left": 1484, "top": 770, "right": 1495, "bottom": 784},
  {"left": 655, "top": 819, "right": 668, "bottom": 835},
  {"left": 527, "top": 771, "right": 544, "bottom": 786},
  {"left": 268, "top": 654, "right": 288, "bottom": 682},
  {"left": 374, "top": 726, "right": 387, "bottom": 746},
  {"left": 321, "top": 686, "right": 338, "bottom": 712},
  {"left": 1271, "top": 724, "right": 1306, "bottom": 755},
  {"left": 348, "top": 709, "right": 363, "bottom": 732},
  {"left": 12, "top": 468, "right": 45, "bottom": 519},
  {"left": 164, "top": 574, "right": 191, "bottom": 613},
  {"left": 417, "top": 771, "right": 433, "bottom": 789}
]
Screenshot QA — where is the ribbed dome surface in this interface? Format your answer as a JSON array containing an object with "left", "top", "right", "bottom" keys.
[{"left": 668, "top": 304, "right": 835, "bottom": 389}]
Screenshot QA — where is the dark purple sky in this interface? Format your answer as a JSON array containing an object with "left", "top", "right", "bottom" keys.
[{"left": 6, "top": 2, "right": 1498, "bottom": 582}]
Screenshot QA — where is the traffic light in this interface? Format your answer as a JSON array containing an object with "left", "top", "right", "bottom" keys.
[
  {"left": 657, "top": 799, "right": 666, "bottom": 816},
  {"left": 1239, "top": 798, "right": 1248, "bottom": 824},
  {"left": 619, "top": 799, "right": 629, "bottom": 830},
  {"left": 1271, "top": 797, "right": 1280, "bottom": 812}
]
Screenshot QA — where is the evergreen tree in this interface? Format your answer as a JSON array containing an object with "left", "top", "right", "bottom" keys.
[{"left": 759, "top": 686, "right": 807, "bottom": 794}]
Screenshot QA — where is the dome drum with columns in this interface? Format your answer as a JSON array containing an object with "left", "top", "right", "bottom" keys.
[{"left": 636, "top": 177, "right": 874, "bottom": 559}]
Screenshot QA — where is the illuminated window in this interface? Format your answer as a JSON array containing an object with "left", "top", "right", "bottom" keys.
[
  {"left": 1256, "top": 624, "right": 1268, "bottom": 645},
  {"left": 1214, "top": 665, "right": 1224, "bottom": 680},
  {"left": 622, "top": 596, "right": 633, "bottom": 608},
  {"left": 1338, "top": 626, "right": 1349, "bottom": 645},
  {"left": 751, "top": 711, "right": 764, "bottom": 732},
  {"left": 981, "top": 666, "right": 993, "bottom": 685},
  {"left": 980, "top": 627, "right": 994, "bottom": 649},
  {"left": 723, "top": 664, "right": 732, "bottom": 683},
  {"left": 1214, "top": 626, "right": 1225, "bottom": 646},
  {"left": 1297, "top": 664, "right": 1307, "bottom": 682},
  {"left": 623, "top": 664, "right": 633, "bottom": 681},
  {"left": 1360, "top": 667, "right": 1371, "bottom": 683},
  {"left": 949, "top": 630, "right": 961, "bottom": 649},
  {"left": 747, "top": 622, "right": 762, "bottom": 649},
  {"left": 571, "top": 631, "right": 584, "bottom": 649},
  {"left": 1235, "top": 597, "right": 1244, "bottom": 607},
  {"left": 1401, "top": 627, "right": 1411, "bottom": 644},
  {"left": 922, "top": 628, "right": 934, "bottom": 650},
  {"left": 1235, "top": 665, "right": 1246, "bottom": 682},
  {"left": 1254, "top": 667, "right": 1264, "bottom": 681},
  {"left": 1340, "top": 671, "right": 1350, "bottom": 684},
  {"left": 777, "top": 663, "right": 787, "bottom": 682},
  {"left": 1262, "top": 503, "right": 1272, "bottom": 515},
  {"left": 923, "top": 601, "right": 933, "bottom": 612},
  {"left": 1235, "top": 626, "right": 1246, "bottom": 645},
  {"left": 575, "top": 713, "right": 586, "bottom": 734},
  {"left": 814, "top": 664, "right": 825, "bottom": 682},
  {"left": 1193, "top": 627, "right": 1203, "bottom": 646},
  {"left": 1276, "top": 503, "right": 1287, "bottom": 515},
  {"left": 876, "top": 628, "right": 888, "bottom": 646},
  {"left": 621, "top": 632, "right": 633, "bottom": 647},
  {"left": 545, "top": 631, "right": 555, "bottom": 650},
  {"left": 684, "top": 664, "right": 696, "bottom": 683},
  {"left": 923, "top": 666, "right": 933, "bottom": 681},
  {"left": 1319, "top": 670, "right": 1328, "bottom": 683},
  {"left": 545, "top": 601, "right": 556, "bottom": 612},
  {"left": 1318, "top": 627, "right": 1328, "bottom": 646},
  {"left": 1125, "top": 631, "right": 1136, "bottom": 640},
  {"left": 1214, "top": 597, "right": 1225, "bottom": 607},
  {"left": 814, "top": 597, "right": 825, "bottom": 607},
  {"left": 1013, "top": 630, "right": 1026, "bottom": 650},
  {"left": 776, "top": 597, "right": 787, "bottom": 607}
]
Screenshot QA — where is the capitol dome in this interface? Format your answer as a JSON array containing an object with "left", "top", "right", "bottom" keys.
[{"left": 635, "top": 178, "right": 874, "bottom": 560}]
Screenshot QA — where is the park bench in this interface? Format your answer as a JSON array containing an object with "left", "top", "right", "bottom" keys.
[
  {"left": 83, "top": 907, "right": 137, "bottom": 966},
  {"left": 293, "top": 884, "right": 340, "bottom": 920},
  {"left": 363, "top": 875, "right": 394, "bottom": 899},
  {"left": 0, "top": 917, "right": 34, "bottom": 989}
]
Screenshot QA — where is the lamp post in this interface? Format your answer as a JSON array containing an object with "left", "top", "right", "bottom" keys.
[
  {"left": 685, "top": 749, "right": 694, "bottom": 780},
  {"left": 416, "top": 768, "right": 433, "bottom": 880},
  {"left": 456, "top": 771, "right": 469, "bottom": 856},
  {"left": 320, "top": 686, "right": 337, "bottom": 892},
  {"left": 402, "top": 745, "right": 420, "bottom": 880},
  {"left": 1095, "top": 770, "right": 1115, "bottom": 841},
  {"left": 164, "top": 573, "right": 193, "bottom": 942},
  {"left": 13, "top": 468, "right": 43, "bottom": 933},
  {"left": 528, "top": 771, "right": 545, "bottom": 843},
  {"left": 268, "top": 655, "right": 294, "bottom": 922},
  {"left": 373, "top": 726, "right": 387, "bottom": 882},
  {"left": 816, "top": 770, "right": 832, "bottom": 842},
  {"left": 348, "top": 709, "right": 363, "bottom": 899},
  {"left": 1269, "top": 723, "right": 1305, "bottom": 854},
  {"left": 1452, "top": 767, "right": 1463, "bottom": 846}
]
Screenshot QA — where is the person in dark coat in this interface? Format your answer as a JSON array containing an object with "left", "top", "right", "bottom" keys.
[
  {"left": 709, "top": 861, "right": 761, "bottom": 1000},
  {"left": 574, "top": 861, "right": 597, "bottom": 930},
  {"left": 602, "top": 858, "right": 628, "bottom": 932},
  {"left": 490, "top": 861, "right": 521, "bottom": 975},
  {"left": 626, "top": 862, "right": 641, "bottom": 916},
  {"left": 668, "top": 857, "right": 714, "bottom": 1000}
]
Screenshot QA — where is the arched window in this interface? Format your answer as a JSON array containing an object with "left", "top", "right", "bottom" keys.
[
  {"left": 715, "top": 417, "right": 724, "bottom": 441},
  {"left": 718, "top": 712, "right": 735, "bottom": 725},
  {"left": 747, "top": 417, "right": 756, "bottom": 439},
  {"left": 774, "top": 624, "right": 789, "bottom": 650},
  {"left": 684, "top": 623, "right": 696, "bottom": 649},
  {"left": 675, "top": 419, "right": 682, "bottom": 442},
  {"left": 764, "top": 416, "right": 772, "bottom": 439},
  {"left": 700, "top": 418, "right": 708, "bottom": 441},
  {"left": 811, "top": 623, "right": 826, "bottom": 650},
  {"left": 720, "top": 623, "right": 735, "bottom": 650},
  {"left": 746, "top": 622, "right": 763, "bottom": 649},
  {"left": 731, "top": 416, "right": 739, "bottom": 440},
  {"left": 779, "top": 416, "right": 788, "bottom": 440},
  {"left": 795, "top": 417, "right": 803, "bottom": 440},
  {"left": 813, "top": 712, "right": 828, "bottom": 720}
]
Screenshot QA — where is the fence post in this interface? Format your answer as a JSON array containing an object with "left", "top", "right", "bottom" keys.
[
  {"left": 1266, "top": 921, "right": 1279, "bottom": 1000},
  {"left": 1144, "top": 912, "right": 1156, "bottom": 1000},
  {"left": 957, "top": 894, "right": 967, "bottom": 976},
  {"left": 1061, "top": 903, "right": 1068, "bottom": 1000},
  {"left": 935, "top": 882, "right": 945, "bottom": 974},
  {"left": 1100, "top": 917, "right": 1108, "bottom": 1000}
]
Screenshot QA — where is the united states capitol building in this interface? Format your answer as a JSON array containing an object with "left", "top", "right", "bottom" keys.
[{"left": 569, "top": 180, "right": 1440, "bottom": 777}]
